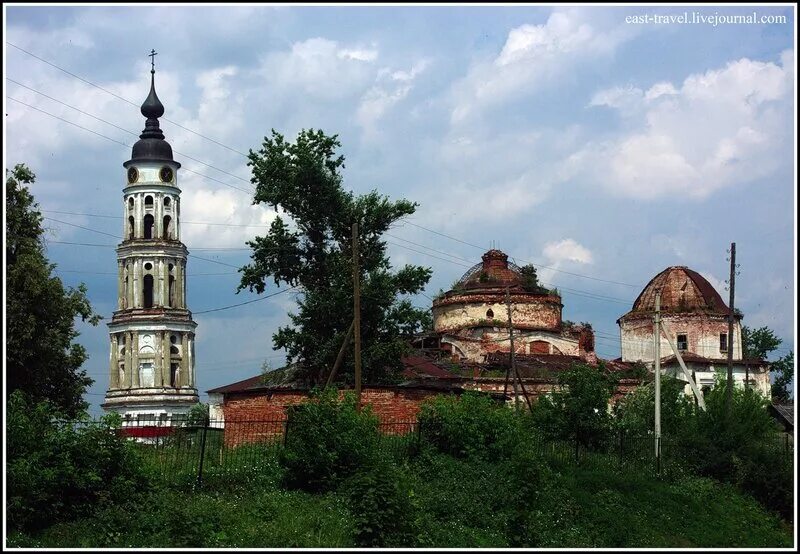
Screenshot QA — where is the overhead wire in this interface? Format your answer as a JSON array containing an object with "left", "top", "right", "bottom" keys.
[{"left": 7, "top": 41, "right": 250, "bottom": 158}]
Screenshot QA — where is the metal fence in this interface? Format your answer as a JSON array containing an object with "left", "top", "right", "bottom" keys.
[{"left": 95, "top": 416, "right": 794, "bottom": 486}]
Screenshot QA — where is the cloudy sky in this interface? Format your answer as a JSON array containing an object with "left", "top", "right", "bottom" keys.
[{"left": 4, "top": 4, "right": 796, "bottom": 415}]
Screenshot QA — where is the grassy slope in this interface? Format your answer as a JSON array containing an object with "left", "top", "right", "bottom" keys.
[{"left": 8, "top": 452, "right": 792, "bottom": 548}]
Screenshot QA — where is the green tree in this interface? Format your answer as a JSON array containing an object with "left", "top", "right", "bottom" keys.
[
  {"left": 238, "top": 130, "right": 432, "bottom": 385},
  {"left": 519, "top": 264, "right": 547, "bottom": 293},
  {"left": 741, "top": 326, "right": 782, "bottom": 359},
  {"left": 613, "top": 375, "right": 696, "bottom": 436},
  {"left": 6, "top": 164, "right": 101, "bottom": 417},
  {"left": 741, "top": 326, "right": 793, "bottom": 401},
  {"left": 531, "top": 363, "right": 617, "bottom": 447},
  {"left": 770, "top": 352, "right": 794, "bottom": 401}
]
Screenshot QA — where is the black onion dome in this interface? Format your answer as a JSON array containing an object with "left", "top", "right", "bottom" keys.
[{"left": 125, "top": 68, "right": 178, "bottom": 166}]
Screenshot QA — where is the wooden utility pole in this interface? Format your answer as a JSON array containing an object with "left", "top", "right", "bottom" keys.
[
  {"left": 505, "top": 288, "right": 519, "bottom": 411},
  {"left": 726, "top": 242, "right": 736, "bottom": 415},
  {"left": 654, "top": 289, "right": 661, "bottom": 465},
  {"left": 353, "top": 223, "right": 362, "bottom": 407},
  {"left": 325, "top": 320, "right": 355, "bottom": 388}
]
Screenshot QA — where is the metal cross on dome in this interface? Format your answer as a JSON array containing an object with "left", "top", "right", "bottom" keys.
[{"left": 149, "top": 49, "right": 158, "bottom": 72}]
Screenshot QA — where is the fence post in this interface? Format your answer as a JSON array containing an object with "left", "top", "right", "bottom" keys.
[
  {"left": 283, "top": 413, "right": 291, "bottom": 447},
  {"left": 656, "top": 436, "right": 662, "bottom": 476},
  {"left": 196, "top": 415, "right": 209, "bottom": 488},
  {"left": 785, "top": 433, "right": 790, "bottom": 460}
]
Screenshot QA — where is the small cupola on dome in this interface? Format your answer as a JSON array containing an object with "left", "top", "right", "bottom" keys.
[{"left": 125, "top": 50, "right": 179, "bottom": 167}]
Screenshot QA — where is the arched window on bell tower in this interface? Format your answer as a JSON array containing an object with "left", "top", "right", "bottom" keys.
[
  {"left": 128, "top": 216, "right": 135, "bottom": 239},
  {"left": 168, "top": 263, "right": 175, "bottom": 307},
  {"left": 143, "top": 274, "right": 154, "bottom": 308},
  {"left": 144, "top": 214, "right": 154, "bottom": 239},
  {"left": 163, "top": 215, "right": 171, "bottom": 240}
]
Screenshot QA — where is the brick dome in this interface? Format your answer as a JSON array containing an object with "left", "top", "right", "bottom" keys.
[{"left": 624, "top": 266, "right": 732, "bottom": 318}]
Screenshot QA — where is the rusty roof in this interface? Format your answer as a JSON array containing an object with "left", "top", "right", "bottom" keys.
[
  {"left": 659, "top": 352, "right": 765, "bottom": 366},
  {"left": 620, "top": 266, "right": 733, "bottom": 320}
]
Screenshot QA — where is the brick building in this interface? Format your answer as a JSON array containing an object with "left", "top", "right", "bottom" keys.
[
  {"left": 431, "top": 249, "right": 596, "bottom": 363},
  {"left": 617, "top": 266, "right": 769, "bottom": 397}
]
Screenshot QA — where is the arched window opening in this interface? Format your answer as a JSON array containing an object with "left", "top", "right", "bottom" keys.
[
  {"left": 164, "top": 196, "right": 171, "bottom": 207},
  {"left": 143, "top": 275, "right": 154, "bottom": 308},
  {"left": 163, "top": 215, "right": 171, "bottom": 239},
  {"left": 144, "top": 214, "right": 154, "bottom": 239},
  {"left": 170, "top": 363, "right": 179, "bottom": 387},
  {"left": 123, "top": 277, "right": 129, "bottom": 308},
  {"left": 144, "top": 195, "right": 153, "bottom": 206},
  {"left": 128, "top": 197, "right": 134, "bottom": 210},
  {"left": 486, "top": 309, "right": 494, "bottom": 319},
  {"left": 170, "top": 345, "right": 179, "bottom": 355},
  {"left": 170, "top": 334, "right": 178, "bottom": 344},
  {"left": 128, "top": 216, "right": 135, "bottom": 239},
  {"left": 168, "top": 275, "right": 175, "bottom": 307}
]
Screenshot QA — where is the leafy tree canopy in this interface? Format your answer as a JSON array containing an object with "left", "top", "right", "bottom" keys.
[
  {"left": 238, "top": 130, "right": 432, "bottom": 385},
  {"left": 6, "top": 164, "right": 101, "bottom": 417},
  {"left": 741, "top": 326, "right": 793, "bottom": 401},
  {"left": 518, "top": 264, "right": 548, "bottom": 294},
  {"left": 741, "top": 326, "right": 782, "bottom": 360}
]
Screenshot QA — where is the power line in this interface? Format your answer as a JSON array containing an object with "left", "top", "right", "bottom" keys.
[
  {"left": 403, "top": 219, "right": 641, "bottom": 288},
  {"left": 194, "top": 286, "right": 297, "bottom": 314},
  {"left": 7, "top": 96, "right": 254, "bottom": 195},
  {"left": 7, "top": 77, "right": 255, "bottom": 188},
  {"left": 6, "top": 41, "right": 250, "bottom": 158},
  {"left": 387, "top": 239, "right": 634, "bottom": 305},
  {"left": 41, "top": 209, "right": 273, "bottom": 229}
]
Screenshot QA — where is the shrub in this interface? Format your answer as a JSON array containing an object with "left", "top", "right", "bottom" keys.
[
  {"left": 613, "top": 375, "right": 696, "bottom": 436},
  {"left": 418, "top": 391, "right": 528, "bottom": 461},
  {"left": 6, "top": 391, "right": 150, "bottom": 532},
  {"left": 732, "top": 445, "right": 793, "bottom": 521},
  {"left": 279, "top": 387, "right": 381, "bottom": 492},
  {"left": 342, "top": 461, "right": 416, "bottom": 547},
  {"left": 531, "top": 363, "right": 616, "bottom": 448}
]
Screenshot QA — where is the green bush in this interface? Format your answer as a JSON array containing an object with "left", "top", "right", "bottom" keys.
[
  {"left": 732, "top": 444, "right": 793, "bottom": 522},
  {"left": 417, "top": 391, "right": 528, "bottom": 461},
  {"left": 342, "top": 461, "right": 417, "bottom": 547},
  {"left": 279, "top": 387, "right": 381, "bottom": 492},
  {"left": 531, "top": 363, "right": 616, "bottom": 448},
  {"left": 613, "top": 375, "right": 696, "bottom": 436},
  {"left": 6, "top": 391, "right": 150, "bottom": 532}
]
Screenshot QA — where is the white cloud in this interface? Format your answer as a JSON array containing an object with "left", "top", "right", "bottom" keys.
[
  {"left": 180, "top": 187, "right": 277, "bottom": 248},
  {"left": 543, "top": 239, "right": 593, "bottom": 265},
  {"left": 588, "top": 85, "right": 644, "bottom": 114},
  {"left": 259, "top": 37, "right": 379, "bottom": 102},
  {"left": 580, "top": 50, "right": 794, "bottom": 199},
  {"left": 356, "top": 59, "right": 430, "bottom": 135},
  {"left": 450, "top": 8, "right": 638, "bottom": 125}
]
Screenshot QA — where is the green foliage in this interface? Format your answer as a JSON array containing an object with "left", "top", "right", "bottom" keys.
[
  {"left": 279, "top": 388, "right": 381, "bottom": 492},
  {"left": 519, "top": 264, "right": 549, "bottom": 293},
  {"left": 10, "top": 486, "right": 356, "bottom": 548},
  {"left": 6, "top": 164, "right": 101, "bottom": 417},
  {"left": 6, "top": 391, "right": 149, "bottom": 533},
  {"left": 531, "top": 363, "right": 616, "bottom": 447},
  {"left": 613, "top": 375, "right": 696, "bottom": 436},
  {"left": 342, "top": 461, "right": 416, "bottom": 547},
  {"left": 239, "top": 129, "right": 432, "bottom": 385},
  {"left": 418, "top": 391, "right": 528, "bottom": 461},
  {"left": 770, "top": 351, "right": 794, "bottom": 401},
  {"left": 741, "top": 325, "right": 782, "bottom": 359},
  {"left": 184, "top": 402, "right": 210, "bottom": 426}
]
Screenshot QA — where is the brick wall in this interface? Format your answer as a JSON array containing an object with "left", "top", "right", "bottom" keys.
[{"left": 221, "top": 386, "right": 451, "bottom": 447}]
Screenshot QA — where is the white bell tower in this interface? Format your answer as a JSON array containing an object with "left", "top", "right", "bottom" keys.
[{"left": 103, "top": 51, "right": 199, "bottom": 423}]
